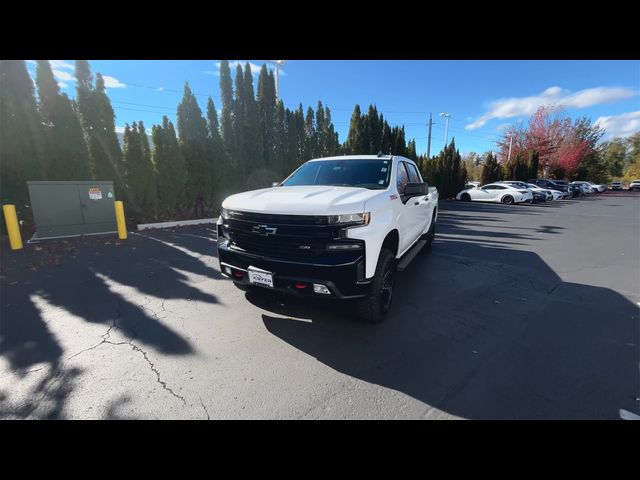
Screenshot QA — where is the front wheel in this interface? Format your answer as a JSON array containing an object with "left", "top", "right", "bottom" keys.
[
  {"left": 460, "top": 193, "right": 471, "bottom": 202},
  {"left": 355, "top": 249, "right": 396, "bottom": 324},
  {"left": 502, "top": 195, "right": 515, "bottom": 205}
]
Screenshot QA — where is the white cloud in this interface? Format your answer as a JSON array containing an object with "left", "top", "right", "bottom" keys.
[
  {"left": 52, "top": 69, "right": 74, "bottom": 82},
  {"left": 57, "top": 82, "right": 69, "bottom": 89},
  {"left": 115, "top": 126, "right": 126, "bottom": 134},
  {"left": 595, "top": 111, "right": 640, "bottom": 140},
  {"left": 466, "top": 86, "right": 637, "bottom": 130},
  {"left": 102, "top": 75, "right": 126, "bottom": 89},
  {"left": 50, "top": 60, "right": 74, "bottom": 71}
]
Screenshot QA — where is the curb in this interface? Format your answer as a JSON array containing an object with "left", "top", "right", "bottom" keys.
[{"left": 137, "top": 217, "right": 219, "bottom": 231}]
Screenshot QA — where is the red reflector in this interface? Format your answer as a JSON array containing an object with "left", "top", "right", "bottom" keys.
[
  {"left": 233, "top": 271, "right": 244, "bottom": 278},
  {"left": 294, "top": 282, "right": 307, "bottom": 289}
]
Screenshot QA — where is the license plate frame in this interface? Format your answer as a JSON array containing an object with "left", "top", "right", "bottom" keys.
[{"left": 247, "top": 266, "right": 274, "bottom": 288}]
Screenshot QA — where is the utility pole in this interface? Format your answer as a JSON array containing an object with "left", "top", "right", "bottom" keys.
[
  {"left": 507, "top": 135, "right": 513, "bottom": 163},
  {"left": 426, "top": 113, "right": 433, "bottom": 161},
  {"left": 270, "top": 60, "right": 287, "bottom": 100},
  {"left": 440, "top": 112, "right": 451, "bottom": 146}
]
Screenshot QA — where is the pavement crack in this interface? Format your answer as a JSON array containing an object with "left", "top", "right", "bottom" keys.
[
  {"left": 199, "top": 395, "right": 210, "bottom": 420},
  {"left": 122, "top": 339, "right": 186, "bottom": 405}
]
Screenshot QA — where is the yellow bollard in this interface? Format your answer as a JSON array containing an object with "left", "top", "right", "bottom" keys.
[
  {"left": 2, "top": 204, "right": 23, "bottom": 250},
  {"left": 114, "top": 201, "right": 127, "bottom": 240}
]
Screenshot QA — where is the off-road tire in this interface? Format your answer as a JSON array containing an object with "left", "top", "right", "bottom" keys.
[{"left": 355, "top": 249, "right": 396, "bottom": 324}]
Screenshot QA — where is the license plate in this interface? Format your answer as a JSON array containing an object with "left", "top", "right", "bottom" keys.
[{"left": 247, "top": 266, "right": 274, "bottom": 288}]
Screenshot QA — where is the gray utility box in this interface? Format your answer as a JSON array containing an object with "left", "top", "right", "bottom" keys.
[{"left": 27, "top": 181, "right": 117, "bottom": 240}]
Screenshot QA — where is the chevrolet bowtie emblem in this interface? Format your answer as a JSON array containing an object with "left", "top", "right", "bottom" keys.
[{"left": 252, "top": 224, "right": 277, "bottom": 236}]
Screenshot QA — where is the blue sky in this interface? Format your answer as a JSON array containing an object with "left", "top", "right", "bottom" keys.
[{"left": 27, "top": 60, "right": 640, "bottom": 155}]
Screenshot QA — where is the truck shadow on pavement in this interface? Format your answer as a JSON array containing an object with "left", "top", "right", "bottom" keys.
[
  {"left": 253, "top": 231, "right": 638, "bottom": 419},
  {"left": 0, "top": 226, "right": 219, "bottom": 419}
]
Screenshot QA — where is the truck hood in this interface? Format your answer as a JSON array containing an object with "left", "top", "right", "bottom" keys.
[{"left": 222, "top": 186, "right": 384, "bottom": 215}]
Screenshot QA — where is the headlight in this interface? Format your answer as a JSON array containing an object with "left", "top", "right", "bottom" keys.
[{"left": 327, "top": 212, "right": 370, "bottom": 225}]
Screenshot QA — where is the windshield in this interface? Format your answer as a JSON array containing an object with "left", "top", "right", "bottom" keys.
[{"left": 281, "top": 159, "right": 392, "bottom": 189}]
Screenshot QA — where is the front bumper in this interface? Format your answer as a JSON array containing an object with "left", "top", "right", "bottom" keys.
[{"left": 217, "top": 237, "right": 371, "bottom": 299}]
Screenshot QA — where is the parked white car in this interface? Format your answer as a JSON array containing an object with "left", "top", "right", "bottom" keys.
[
  {"left": 587, "top": 182, "right": 606, "bottom": 193},
  {"left": 629, "top": 180, "right": 640, "bottom": 191},
  {"left": 525, "top": 183, "right": 561, "bottom": 201},
  {"left": 570, "top": 181, "right": 597, "bottom": 194},
  {"left": 456, "top": 183, "right": 529, "bottom": 204}
]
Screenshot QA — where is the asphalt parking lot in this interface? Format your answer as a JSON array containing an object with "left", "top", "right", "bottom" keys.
[{"left": 1, "top": 193, "right": 639, "bottom": 419}]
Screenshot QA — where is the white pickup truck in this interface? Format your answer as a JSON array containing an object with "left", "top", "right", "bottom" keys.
[{"left": 217, "top": 154, "right": 439, "bottom": 323}]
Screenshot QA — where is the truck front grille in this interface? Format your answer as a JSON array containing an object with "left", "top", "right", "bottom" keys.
[{"left": 221, "top": 212, "right": 361, "bottom": 262}]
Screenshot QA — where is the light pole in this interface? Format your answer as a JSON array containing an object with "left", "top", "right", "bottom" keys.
[
  {"left": 269, "top": 60, "right": 287, "bottom": 100},
  {"left": 439, "top": 112, "right": 451, "bottom": 146}
]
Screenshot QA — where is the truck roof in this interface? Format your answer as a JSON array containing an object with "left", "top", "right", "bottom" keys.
[{"left": 307, "top": 154, "right": 411, "bottom": 163}]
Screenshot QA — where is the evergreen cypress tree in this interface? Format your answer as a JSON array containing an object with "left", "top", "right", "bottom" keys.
[
  {"left": 35, "top": 60, "right": 92, "bottom": 180},
  {"left": 257, "top": 64, "right": 276, "bottom": 174},
  {"left": 345, "top": 105, "right": 362, "bottom": 155},
  {"left": 315, "top": 101, "right": 326, "bottom": 157},
  {"left": 0, "top": 60, "right": 45, "bottom": 211},
  {"left": 75, "top": 62, "right": 124, "bottom": 193},
  {"left": 242, "top": 63, "right": 264, "bottom": 188},
  {"left": 232, "top": 65, "right": 246, "bottom": 178},
  {"left": 153, "top": 116, "right": 187, "bottom": 214},
  {"left": 380, "top": 120, "right": 392, "bottom": 155},
  {"left": 206, "top": 97, "right": 226, "bottom": 203},
  {"left": 138, "top": 121, "right": 157, "bottom": 213},
  {"left": 177, "top": 82, "right": 212, "bottom": 215},
  {"left": 219, "top": 60, "right": 236, "bottom": 184},
  {"left": 481, "top": 152, "right": 503, "bottom": 185},
  {"left": 303, "top": 106, "right": 317, "bottom": 160},
  {"left": 323, "top": 106, "right": 340, "bottom": 156},
  {"left": 407, "top": 140, "right": 418, "bottom": 161},
  {"left": 273, "top": 100, "right": 287, "bottom": 178}
]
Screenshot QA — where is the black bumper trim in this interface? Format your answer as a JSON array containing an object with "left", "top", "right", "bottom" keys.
[{"left": 218, "top": 239, "right": 371, "bottom": 299}]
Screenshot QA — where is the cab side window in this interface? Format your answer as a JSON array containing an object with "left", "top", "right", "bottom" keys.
[
  {"left": 405, "top": 162, "right": 422, "bottom": 183},
  {"left": 397, "top": 162, "right": 409, "bottom": 195}
]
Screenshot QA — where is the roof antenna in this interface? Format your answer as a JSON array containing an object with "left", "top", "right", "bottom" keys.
[{"left": 377, "top": 151, "right": 384, "bottom": 157}]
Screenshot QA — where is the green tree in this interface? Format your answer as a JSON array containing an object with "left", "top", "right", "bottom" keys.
[
  {"left": 601, "top": 138, "right": 627, "bottom": 178},
  {"left": 75, "top": 62, "right": 124, "bottom": 193},
  {"left": 242, "top": 63, "right": 264, "bottom": 189},
  {"left": 36, "top": 61, "right": 92, "bottom": 180},
  {"left": 257, "top": 64, "right": 276, "bottom": 174},
  {"left": 177, "top": 82, "right": 212, "bottom": 215},
  {"left": 0, "top": 60, "right": 45, "bottom": 212},
  {"left": 344, "top": 104, "right": 363, "bottom": 154},
  {"left": 153, "top": 116, "right": 186, "bottom": 214},
  {"left": 122, "top": 121, "right": 157, "bottom": 216},
  {"left": 481, "top": 152, "right": 503, "bottom": 185},
  {"left": 273, "top": 100, "right": 287, "bottom": 178},
  {"left": 219, "top": 60, "right": 237, "bottom": 185},
  {"left": 206, "top": 97, "right": 226, "bottom": 204}
]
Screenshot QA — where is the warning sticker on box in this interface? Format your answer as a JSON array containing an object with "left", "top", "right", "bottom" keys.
[{"left": 89, "top": 188, "right": 102, "bottom": 200}]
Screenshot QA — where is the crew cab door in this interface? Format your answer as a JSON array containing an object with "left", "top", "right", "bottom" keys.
[
  {"left": 396, "top": 161, "right": 423, "bottom": 254},
  {"left": 404, "top": 161, "right": 432, "bottom": 234}
]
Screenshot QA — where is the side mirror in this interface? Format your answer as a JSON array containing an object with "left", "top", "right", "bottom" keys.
[{"left": 403, "top": 182, "right": 429, "bottom": 197}]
